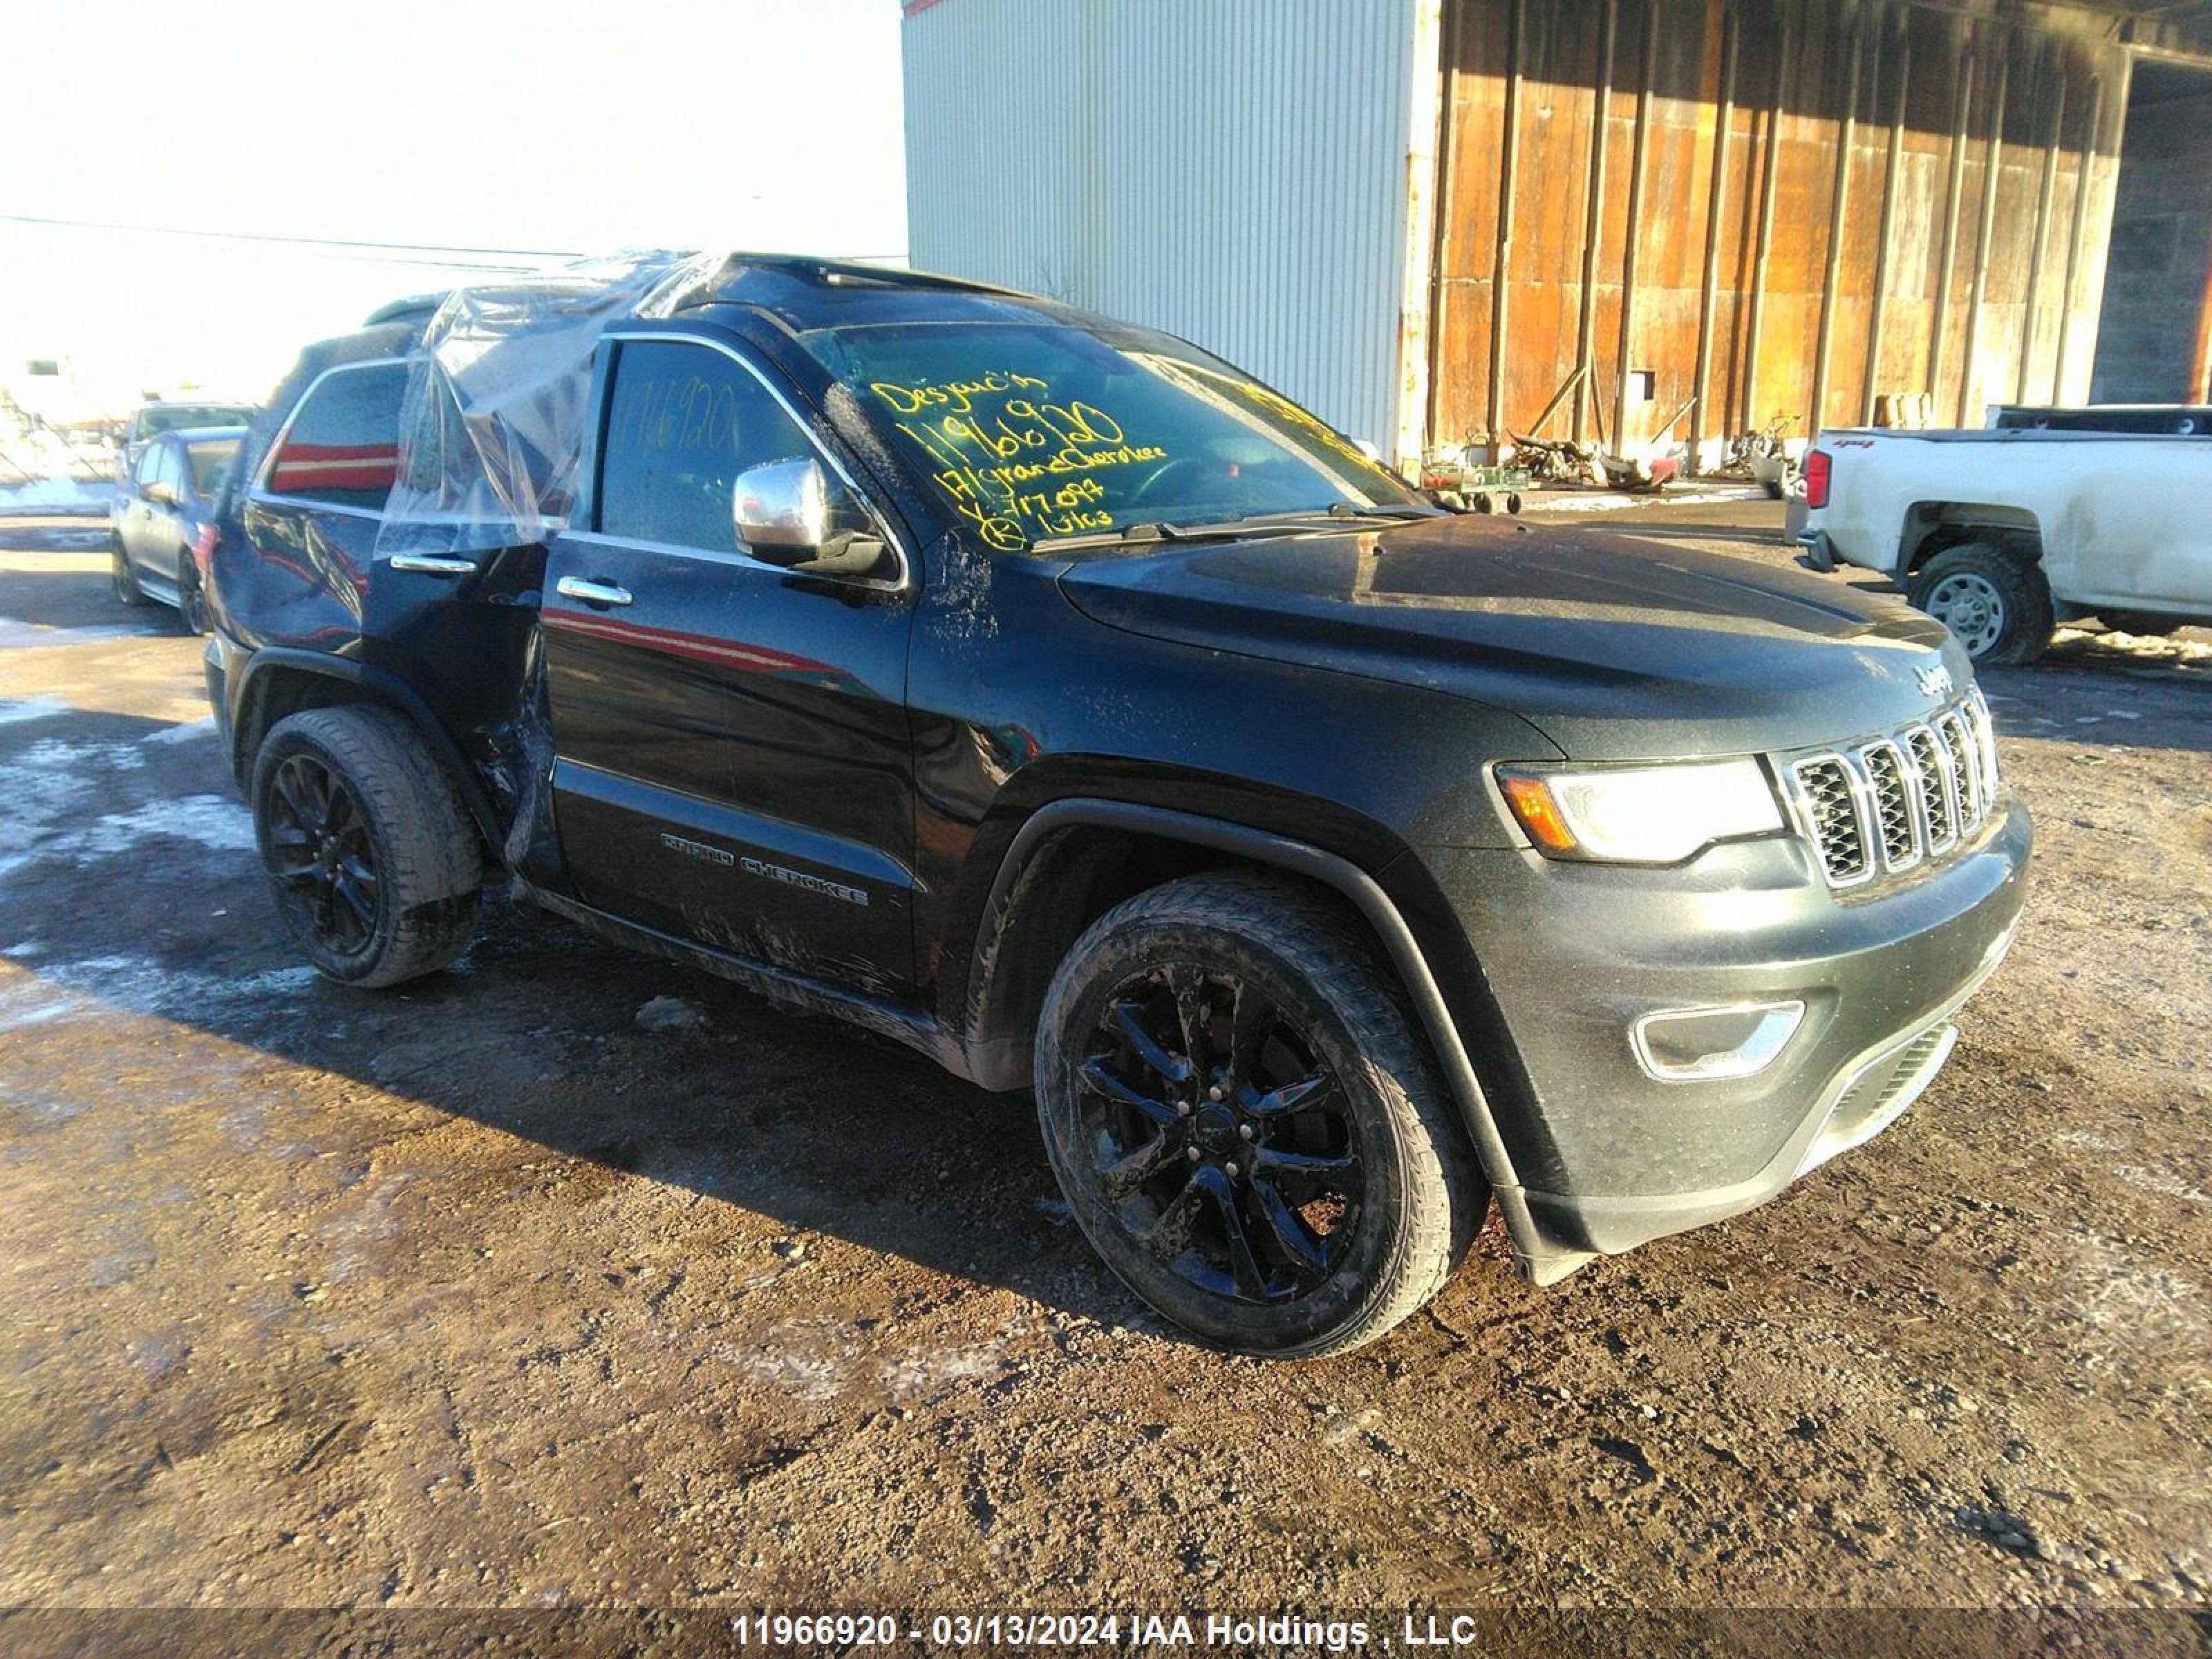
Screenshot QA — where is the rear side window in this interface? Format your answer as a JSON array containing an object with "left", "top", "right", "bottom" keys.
[
  {"left": 144, "top": 403, "right": 252, "bottom": 435},
  {"left": 265, "top": 362, "right": 406, "bottom": 510},
  {"left": 596, "top": 340, "right": 813, "bottom": 552},
  {"left": 187, "top": 439, "right": 238, "bottom": 496}
]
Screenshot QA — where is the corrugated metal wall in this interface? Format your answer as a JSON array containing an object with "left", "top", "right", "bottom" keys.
[
  {"left": 901, "top": 0, "right": 1421, "bottom": 448},
  {"left": 1430, "top": 0, "right": 2135, "bottom": 458}
]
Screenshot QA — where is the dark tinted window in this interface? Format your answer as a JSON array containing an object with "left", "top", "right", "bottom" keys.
[
  {"left": 597, "top": 340, "right": 813, "bottom": 552},
  {"left": 265, "top": 362, "right": 406, "bottom": 509}
]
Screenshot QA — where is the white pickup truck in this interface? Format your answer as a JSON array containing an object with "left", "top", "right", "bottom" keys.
[{"left": 1796, "top": 405, "right": 2212, "bottom": 664}]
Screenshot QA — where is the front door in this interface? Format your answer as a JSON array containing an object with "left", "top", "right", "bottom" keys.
[{"left": 542, "top": 332, "right": 919, "bottom": 1004}]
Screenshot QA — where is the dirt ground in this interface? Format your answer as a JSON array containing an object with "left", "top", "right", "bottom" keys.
[{"left": 0, "top": 503, "right": 2206, "bottom": 1644}]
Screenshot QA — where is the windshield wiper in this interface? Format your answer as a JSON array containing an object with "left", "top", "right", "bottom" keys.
[
  {"left": 1033, "top": 520, "right": 1213, "bottom": 550},
  {"left": 1033, "top": 504, "right": 1437, "bottom": 552},
  {"left": 1323, "top": 500, "right": 1444, "bottom": 520}
]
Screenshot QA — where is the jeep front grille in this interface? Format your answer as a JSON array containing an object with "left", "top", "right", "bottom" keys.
[
  {"left": 1794, "top": 758, "right": 1870, "bottom": 885},
  {"left": 1862, "top": 741, "right": 1921, "bottom": 872},
  {"left": 1907, "top": 726, "right": 1956, "bottom": 850},
  {"left": 1788, "top": 693, "right": 1998, "bottom": 891}
]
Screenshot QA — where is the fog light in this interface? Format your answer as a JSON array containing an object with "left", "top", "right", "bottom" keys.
[{"left": 1631, "top": 1000, "right": 1805, "bottom": 1082}]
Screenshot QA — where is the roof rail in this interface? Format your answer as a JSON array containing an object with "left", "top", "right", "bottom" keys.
[{"left": 668, "top": 252, "right": 1033, "bottom": 310}]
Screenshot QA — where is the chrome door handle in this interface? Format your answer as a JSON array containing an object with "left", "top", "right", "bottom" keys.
[
  {"left": 556, "top": 576, "right": 633, "bottom": 608},
  {"left": 388, "top": 554, "right": 478, "bottom": 577}
]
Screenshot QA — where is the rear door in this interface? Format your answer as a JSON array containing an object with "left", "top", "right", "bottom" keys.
[
  {"left": 541, "top": 331, "right": 920, "bottom": 1002},
  {"left": 121, "top": 443, "right": 166, "bottom": 573},
  {"left": 234, "top": 359, "right": 406, "bottom": 648},
  {"left": 142, "top": 443, "right": 190, "bottom": 590}
]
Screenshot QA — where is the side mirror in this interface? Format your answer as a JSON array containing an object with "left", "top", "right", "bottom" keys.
[
  {"left": 143, "top": 481, "right": 175, "bottom": 506},
  {"left": 732, "top": 456, "right": 888, "bottom": 578}
]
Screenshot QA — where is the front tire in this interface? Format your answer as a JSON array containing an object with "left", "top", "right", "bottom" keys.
[
  {"left": 252, "top": 706, "right": 483, "bottom": 988},
  {"left": 1034, "top": 872, "right": 1483, "bottom": 1357},
  {"left": 111, "top": 536, "right": 150, "bottom": 606},
  {"left": 1909, "top": 542, "right": 2053, "bottom": 666}
]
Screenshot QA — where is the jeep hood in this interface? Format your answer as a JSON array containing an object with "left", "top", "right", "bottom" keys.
[{"left": 1053, "top": 514, "right": 1971, "bottom": 759}]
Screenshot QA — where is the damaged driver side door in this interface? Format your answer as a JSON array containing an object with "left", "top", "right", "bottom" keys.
[{"left": 541, "top": 331, "right": 921, "bottom": 1004}]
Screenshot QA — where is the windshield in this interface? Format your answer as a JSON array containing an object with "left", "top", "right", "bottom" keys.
[
  {"left": 185, "top": 438, "right": 240, "bottom": 494},
  {"left": 798, "top": 321, "right": 1426, "bottom": 550},
  {"left": 142, "top": 404, "right": 252, "bottom": 436}
]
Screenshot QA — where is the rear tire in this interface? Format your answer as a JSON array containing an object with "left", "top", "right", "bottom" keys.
[
  {"left": 1909, "top": 542, "right": 2053, "bottom": 666},
  {"left": 1034, "top": 871, "right": 1483, "bottom": 1358},
  {"left": 252, "top": 706, "right": 483, "bottom": 988},
  {"left": 111, "top": 536, "right": 150, "bottom": 606},
  {"left": 176, "top": 555, "right": 209, "bottom": 635}
]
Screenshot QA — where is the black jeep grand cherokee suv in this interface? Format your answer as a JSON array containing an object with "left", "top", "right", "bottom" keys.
[{"left": 205, "top": 256, "right": 2030, "bottom": 1356}]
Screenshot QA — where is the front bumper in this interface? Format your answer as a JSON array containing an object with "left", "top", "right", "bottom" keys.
[{"left": 1420, "top": 796, "right": 2030, "bottom": 1281}]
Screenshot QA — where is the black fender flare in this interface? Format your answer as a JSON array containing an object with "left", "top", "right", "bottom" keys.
[
  {"left": 980, "top": 798, "right": 1581, "bottom": 1284},
  {"left": 234, "top": 648, "right": 503, "bottom": 853}
]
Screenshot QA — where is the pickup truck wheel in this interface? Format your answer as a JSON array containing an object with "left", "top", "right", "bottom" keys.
[
  {"left": 252, "top": 706, "right": 482, "bottom": 988},
  {"left": 1909, "top": 543, "right": 2052, "bottom": 666},
  {"left": 110, "top": 536, "right": 149, "bottom": 607},
  {"left": 1034, "top": 872, "right": 1481, "bottom": 1358}
]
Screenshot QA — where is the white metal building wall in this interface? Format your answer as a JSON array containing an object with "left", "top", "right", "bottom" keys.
[{"left": 901, "top": 0, "right": 1419, "bottom": 449}]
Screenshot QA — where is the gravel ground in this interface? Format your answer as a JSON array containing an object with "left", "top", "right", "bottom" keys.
[{"left": 0, "top": 505, "right": 2206, "bottom": 1650}]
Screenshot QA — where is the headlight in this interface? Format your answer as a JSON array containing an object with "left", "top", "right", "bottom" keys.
[{"left": 1497, "top": 758, "right": 1785, "bottom": 864}]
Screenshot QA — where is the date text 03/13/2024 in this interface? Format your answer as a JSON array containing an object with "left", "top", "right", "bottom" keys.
[{"left": 730, "top": 1611, "right": 1518, "bottom": 1649}]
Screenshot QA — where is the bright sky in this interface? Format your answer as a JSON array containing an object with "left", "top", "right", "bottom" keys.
[{"left": 0, "top": 0, "right": 908, "bottom": 420}]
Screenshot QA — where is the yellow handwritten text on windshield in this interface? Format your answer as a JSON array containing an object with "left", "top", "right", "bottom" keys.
[{"left": 870, "top": 371, "right": 1167, "bottom": 546}]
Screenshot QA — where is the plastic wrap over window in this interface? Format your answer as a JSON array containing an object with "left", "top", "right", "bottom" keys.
[{"left": 375, "top": 250, "right": 724, "bottom": 556}]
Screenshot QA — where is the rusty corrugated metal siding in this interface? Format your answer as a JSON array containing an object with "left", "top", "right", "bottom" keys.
[
  {"left": 1429, "top": 0, "right": 2135, "bottom": 455},
  {"left": 901, "top": 0, "right": 1423, "bottom": 448}
]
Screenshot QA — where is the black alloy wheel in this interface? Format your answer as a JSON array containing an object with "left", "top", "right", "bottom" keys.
[
  {"left": 251, "top": 706, "right": 482, "bottom": 987},
  {"left": 1036, "top": 872, "right": 1481, "bottom": 1356},
  {"left": 264, "top": 752, "right": 382, "bottom": 959},
  {"left": 1078, "top": 963, "right": 1362, "bottom": 1305}
]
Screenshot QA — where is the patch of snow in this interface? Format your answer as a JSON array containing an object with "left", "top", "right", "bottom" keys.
[
  {"left": 2114, "top": 1165, "right": 2211, "bottom": 1206},
  {"left": 143, "top": 716, "right": 218, "bottom": 745},
  {"left": 0, "top": 696, "right": 70, "bottom": 727},
  {"left": 71, "top": 794, "right": 255, "bottom": 861},
  {"left": 0, "top": 790, "right": 256, "bottom": 881},
  {"left": 5, "top": 952, "right": 320, "bottom": 1030},
  {"left": 0, "top": 984, "right": 88, "bottom": 1034},
  {"left": 883, "top": 1341, "right": 1009, "bottom": 1402},
  {"left": 21, "top": 736, "right": 144, "bottom": 773},
  {"left": 635, "top": 995, "right": 709, "bottom": 1035},
  {"left": 0, "top": 476, "right": 113, "bottom": 512}
]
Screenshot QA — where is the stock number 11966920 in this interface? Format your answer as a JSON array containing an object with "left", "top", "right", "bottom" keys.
[{"left": 733, "top": 1612, "right": 1131, "bottom": 1647}]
